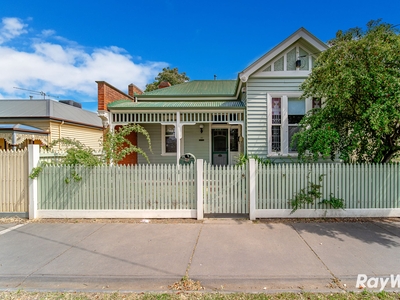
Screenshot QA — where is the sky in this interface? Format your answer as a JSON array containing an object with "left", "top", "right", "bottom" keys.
[{"left": 0, "top": 0, "right": 399, "bottom": 112}]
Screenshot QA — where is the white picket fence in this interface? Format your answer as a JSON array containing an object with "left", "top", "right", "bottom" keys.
[
  {"left": 0, "top": 149, "right": 29, "bottom": 215},
  {"left": 4, "top": 145, "right": 400, "bottom": 219},
  {"left": 38, "top": 164, "right": 195, "bottom": 211},
  {"left": 257, "top": 163, "right": 400, "bottom": 210},
  {"left": 255, "top": 163, "right": 400, "bottom": 218}
]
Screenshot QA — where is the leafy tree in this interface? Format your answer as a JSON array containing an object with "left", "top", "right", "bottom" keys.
[
  {"left": 145, "top": 67, "right": 189, "bottom": 92},
  {"left": 294, "top": 20, "right": 400, "bottom": 163}
]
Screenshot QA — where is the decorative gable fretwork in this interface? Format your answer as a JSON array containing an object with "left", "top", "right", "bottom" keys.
[
  {"left": 263, "top": 45, "right": 316, "bottom": 73},
  {"left": 112, "top": 111, "right": 245, "bottom": 125}
]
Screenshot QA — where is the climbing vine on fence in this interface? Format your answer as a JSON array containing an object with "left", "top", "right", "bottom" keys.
[{"left": 289, "top": 171, "right": 345, "bottom": 213}]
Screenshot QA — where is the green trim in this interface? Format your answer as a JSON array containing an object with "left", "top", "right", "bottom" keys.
[{"left": 108, "top": 100, "right": 245, "bottom": 110}]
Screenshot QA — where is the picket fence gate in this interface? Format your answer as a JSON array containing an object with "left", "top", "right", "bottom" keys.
[{"left": 203, "top": 163, "right": 248, "bottom": 214}]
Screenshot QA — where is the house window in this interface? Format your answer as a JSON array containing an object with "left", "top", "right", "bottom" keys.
[
  {"left": 163, "top": 125, "right": 177, "bottom": 154},
  {"left": 230, "top": 129, "right": 239, "bottom": 152},
  {"left": 271, "top": 98, "right": 281, "bottom": 152},
  {"left": 268, "top": 95, "right": 307, "bottom": 155},
  {"left": 288, "top": 98, "right": 305, "bottom": 152}
]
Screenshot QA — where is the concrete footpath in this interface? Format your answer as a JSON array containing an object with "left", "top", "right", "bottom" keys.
[{"left": 0, "top": 219, "right": 399, "bottom": 293}]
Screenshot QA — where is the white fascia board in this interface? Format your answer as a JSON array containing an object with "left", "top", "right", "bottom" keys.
[{"left": 239, "top": 28, "right": 328, "bottom": 82}]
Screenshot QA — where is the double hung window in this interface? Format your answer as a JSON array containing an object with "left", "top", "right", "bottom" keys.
[
  {"left": 288, "top": 97, "right": 305, "bottom": 152},
  {"left": 162, "top": 125, "right": 177, "bottom": 155},
  {"left": 268, "top": 94, "right": 309, "bottom": 156}
]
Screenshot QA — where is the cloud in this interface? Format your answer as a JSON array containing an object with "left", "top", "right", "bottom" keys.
[
  {"left": 0, "top": 18, "right": 167, "bottom": 110},
  {"left": 0, "top": 17, "right": 27, "bottom": 44}
]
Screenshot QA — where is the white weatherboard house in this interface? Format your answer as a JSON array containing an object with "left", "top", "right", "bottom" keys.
[{"left": 97, "top": 28, "right": 328, "bottom": 165}]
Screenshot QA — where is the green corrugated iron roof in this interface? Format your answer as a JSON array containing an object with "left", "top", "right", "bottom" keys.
[
  {"left": 108, "top": 100, "right": 244, "bottom": 110},
  {"left": 139, "top": 80, "right": 238, "bottom": 97}
]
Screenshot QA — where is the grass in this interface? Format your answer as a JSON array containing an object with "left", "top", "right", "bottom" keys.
[{"left": 0, "top": 291, "right": 399, "bottom": 300}]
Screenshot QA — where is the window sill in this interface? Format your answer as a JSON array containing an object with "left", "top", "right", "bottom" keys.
[
  {"left": 161, "top": 153, "right": 176, "bottom": 157},
  {"left": 268, "top": 153, "right": 299, "bottom": 158}
]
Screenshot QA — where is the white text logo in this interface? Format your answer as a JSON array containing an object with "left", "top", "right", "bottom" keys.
[{"left": 356, "top": 274, "right": 400, "bottom": 291}]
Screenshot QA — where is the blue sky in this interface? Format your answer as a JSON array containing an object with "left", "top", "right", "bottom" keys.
[{"left": 0, "top": 0, "right": 399, "bottom": 111}]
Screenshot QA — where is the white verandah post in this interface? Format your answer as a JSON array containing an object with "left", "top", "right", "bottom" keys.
[
  {"left": 196, "top": 159, "right": 204, "bottom": 220},
  {"left": 28, "top": 144, "right": 40, "bottom": 219},
  {"left": 249, "top": 158, "right": 256, "bottom": 220},
  {"left": 176, "top": 111, "right": 181, "bottom": 165}
]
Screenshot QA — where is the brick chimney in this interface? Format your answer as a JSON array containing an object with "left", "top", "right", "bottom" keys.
[
  {"left": 97, "top": 81, "right": 134, "bottom": 111},
  {"left": 128, "top": 83, "right": 143, "bottom": 96},
  {"left": 158, "top": 81, "right": 171, "bottom": 89}
]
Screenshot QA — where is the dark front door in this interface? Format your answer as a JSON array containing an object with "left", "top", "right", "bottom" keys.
[{"left": 212, "top": 129, "right": 228, "bottom": 166}]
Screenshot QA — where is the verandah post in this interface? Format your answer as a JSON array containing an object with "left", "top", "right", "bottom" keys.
[
  {"left": 196, "top": 159, "right": 204, "bottom": 220},
  {"left": 249, "top": 158, "right": 256, "bottom": 220},
  {"left": 28, "top": 144, "right": 40, "bottom": 219}
]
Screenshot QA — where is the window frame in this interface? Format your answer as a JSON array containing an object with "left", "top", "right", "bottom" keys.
[
  {"left": 161, "top": 124, "right": 178, "bottom": 156},
  {"left": 267, "top": 93, "right": 312, "bottom": 156}
]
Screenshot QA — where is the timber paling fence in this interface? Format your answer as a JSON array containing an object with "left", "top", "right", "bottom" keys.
[{"left": 0, "top": 149, "right": 28, "bottom": 215}]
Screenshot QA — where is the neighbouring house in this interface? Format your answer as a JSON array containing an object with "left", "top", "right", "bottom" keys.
[
  {"left": 97, "top": 28, "right": 328, "bottom": 165},
  {"left": 0, "top": 99, "right": 103, "bottom": 151}
]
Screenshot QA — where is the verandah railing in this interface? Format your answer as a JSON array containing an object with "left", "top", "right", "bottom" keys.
[
  {"left": 38, "top": 164, "right": 196, "bottom": 210},
  {"left": 256, "top": 163, "right": 400, "bottom": 210}
]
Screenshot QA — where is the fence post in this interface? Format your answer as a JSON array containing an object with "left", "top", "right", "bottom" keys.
[
  {"left": 28, "top": 144, "right": 40, "bottom": 219},
  {"left": 196, "top": 159, "right": 204, "bottom": 220},
  {"left": 249, "top": 159, "right": 256, "bottom": 220}
]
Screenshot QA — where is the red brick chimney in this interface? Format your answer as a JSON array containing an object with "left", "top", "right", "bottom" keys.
[
  {"left": 158, "top": 81, "right": 171, "bottom": 89},
  {"left": 128, "top": 83, "right": 143, "bottom": 96},
  {"left": 97, "top": 81, "right": 134, "bottom": 111}
]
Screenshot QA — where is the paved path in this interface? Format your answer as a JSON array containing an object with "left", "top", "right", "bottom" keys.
[{"left": 0, "top": 219, "right": 399, "bottom": 293}]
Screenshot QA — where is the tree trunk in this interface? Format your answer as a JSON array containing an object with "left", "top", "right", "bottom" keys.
[{"left": 381, "top": 150, "right": 397, "bottom": 163}]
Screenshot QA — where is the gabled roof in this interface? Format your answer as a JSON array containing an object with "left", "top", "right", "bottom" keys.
[
  {"left": 108, "top": 99, "right": 244, "bottom": 110},
  {"left": 139, "top": 80, "right": 239, "bottom": 98},
  {"left": 0, "top": 99, "right": 103, "bottom": 128},
  {"left": 239, "top": 27, "right": 328, "bottom": 82}
]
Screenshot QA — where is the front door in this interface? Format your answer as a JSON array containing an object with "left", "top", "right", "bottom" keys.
[{"left": 212, "top": 129, "right": 228, "bottom": 166}]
